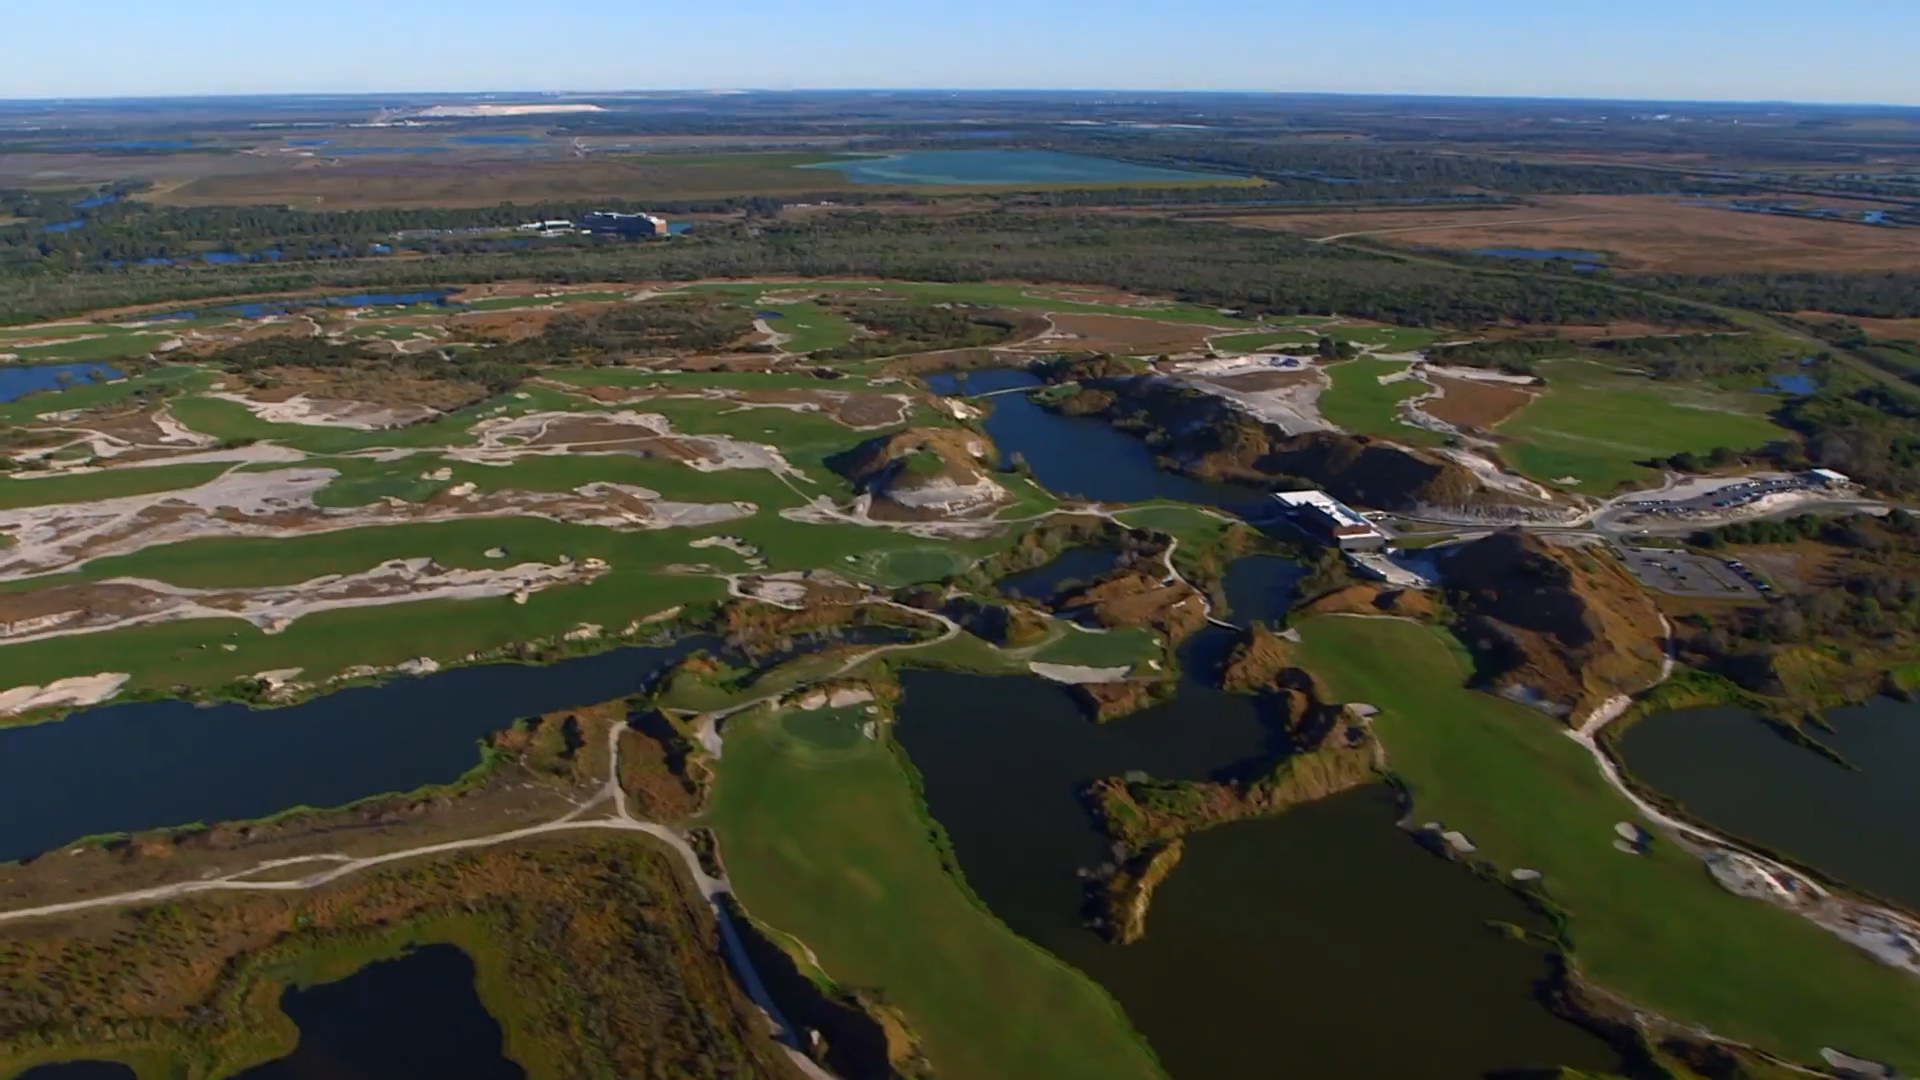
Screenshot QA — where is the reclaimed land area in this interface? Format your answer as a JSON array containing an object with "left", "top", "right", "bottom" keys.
[{"left": 1290, "top": 615, "right": 1920, "bottom": 1072}]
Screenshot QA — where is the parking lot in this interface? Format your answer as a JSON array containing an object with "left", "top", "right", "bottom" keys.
[{"left": 1615, "top": 546, "right": 1765, "bottom": 599}]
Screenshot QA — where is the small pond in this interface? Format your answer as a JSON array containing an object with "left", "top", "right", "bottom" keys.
[
  {"left": 799, "top": 150, "right": 1244, "bottom": 187},
  {"left": 1219, "top": 553, "right": 1308, "bottom": 626},
  {"left": 0, "top": 364, "right": 121, "bottom": 404},
  {"left": 447, "top": 135, "right": 542, "bottom": 146},
  {"left": 237, "top": 945, "right": 523, "bottom": 1080},
  {"left": 1619, "top": 699, "right": 1920, "bottom": 909},
  {"left": 1472, "top": 247, "right": 1607, "bottom": 263},
  {"left": 994, "top": 546, "right": 1123, "bottom": 601},
  {"left": 927, "top": 368, "right": 1263, "bottom": 512}
]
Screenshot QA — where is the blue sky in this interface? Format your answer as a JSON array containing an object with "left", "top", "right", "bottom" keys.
[{"left": 7, "top": 0, "right": 1916, "bottom": 104}]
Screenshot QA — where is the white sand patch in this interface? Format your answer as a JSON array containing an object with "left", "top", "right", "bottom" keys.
[
  {"left": 887, "top": 475, "right": 1008, "bottom": 514},
  {"left": 1435, "top": 447, "right": 1560, "bottom": 503},
  {"left": 1424, "top": 365, "right": 1541, "bottom": 385},
  {"left": 780, "top": 495, "right": 1008, "bottom": 540},
  {"left": 1173, "top": 369, "right": 1331, "bottom": 437},
  {"left": 1029, "top": 662, "right": 1132, "bottom": 685},
  {"left": 448, "top": 410, "right": 804, "bottom": 477},
  {"left": 0, "top": 673, "right": 131, "bottom": 717},
  {"left": 207, "top": 391, "right": 440, "bottom": 430},
  {"left": 0, "top": 558, "right": 610, "bottom": 645},
  {"left": 0, "top": 468, "right": 755, "bottom": 581}
]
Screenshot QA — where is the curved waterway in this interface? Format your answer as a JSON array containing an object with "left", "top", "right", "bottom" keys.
[
  {"left": 927, "top": 369, "right": 1263, "bottom": 512},
  {"left": 0, "top": 641, "right": 707, "bottom": 863},
  {"left": 893, "top": 659, "right": 1617, "bottom": 1078},
  {"left": 1620, "top": 700, "right": 1920, "bottom": 909}
]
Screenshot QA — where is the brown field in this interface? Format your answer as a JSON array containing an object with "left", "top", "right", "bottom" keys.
[
  {"left": 1203, "top": 370, "right": 1320, "bottom": 392},
  {"left": 1028, "top": 313, "right": 1224, "bottom": 354},
  {"left": 1806, "top": 313, "right": 1920, "bottom": 343},
  {"left": 1423, "top": 376, "right": 1535, "bottom": 429},
  {"left": 147, "top": 157, "right": 859, "bottom": 209},
  {"left": 1225, "top": 194, "right": 1920, "bottom": 273}
]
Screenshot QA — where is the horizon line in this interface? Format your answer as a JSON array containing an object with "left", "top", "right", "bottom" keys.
[{"left": 2, "top": 87, "right": 1917, "bottom": 111}]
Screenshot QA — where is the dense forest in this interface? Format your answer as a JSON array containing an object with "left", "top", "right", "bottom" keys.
[
  {"left": 1428, "top": 332, "right": 1795, "bottom": 380},
  {"left": 0, "top": 211, "right": 1731, "bottom": 329},
  {"left": 1632, "top": 272, "right": 1920, "bottom": 319}
]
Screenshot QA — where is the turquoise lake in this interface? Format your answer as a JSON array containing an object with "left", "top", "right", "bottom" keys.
[{"left": 799, "top": 149, "right": 1242, "bottom": 186}]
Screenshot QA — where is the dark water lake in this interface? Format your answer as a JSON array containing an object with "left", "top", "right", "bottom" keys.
[
  {"left": 1620, "top": 700, "right": 1920, "bottom": 908},
  {"left": 238, "top": 945, "right": 523, "bottom": 1080},
  {"left": 799, "top": 150, "right": 1242, "bottom": 187},
  {"left": 927, "top": 368, "right": 1262, "bottom": 512},
  {"left": 995, "top": 545, "right": 1122, "bottom": 601},
  {"left": 0, "top": 364, "right": 121, "bottom": 404},
  {"left": 1759, "top": 373, "right": 1818, "bottom": 396},
  {"left": 447, "top": 135, "right": 541, "bottom": 146},
  {"left": 0, "top": 641, "right": 705, "bottom": 862},
  {"left": 325, "top": 147, "right": 453, "bottom": 156},
  {"left": 894, "top": 662, "right": 1616, "bottom": 1078},
  {"left": 1219, "top": 553, "right": 1307, "bottom": 626}
]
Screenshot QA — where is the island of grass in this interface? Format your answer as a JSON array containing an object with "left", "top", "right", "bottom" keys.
[
  {"left": 707, "top": 704, "right": 1163, "bottom": 1080},
  {"left": 1290, "top": 615, "right": 1920, "bottom": 1072}
]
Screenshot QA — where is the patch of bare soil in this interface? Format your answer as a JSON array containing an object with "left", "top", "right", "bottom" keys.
[
  {"left": 453, "top": 411, "right": 799, "bottom": 476},
  {"left": 1443, "top": 529, "right": 1667, "bottom": 719},
  {"left": 1423, "top": 376, "right": 1536, "bottom": 430},
  {"left": 1305, "top": 585, "right": 1436, "bottom": 619},
  {"left": 832, "top": 427, "right": 1007, "bottom": 518},
  {"left": 1203, "top": 369, "right": 1320, "bottom": 392},
  {"left": 1057, "top": 571, "right": 1209, "bottom": 641},
  {"left": 225, "top": 365, "right": 490, "bottom": 412},
  {"left": 1072, "top": 679, "right": 1169, "bottom": 722}
]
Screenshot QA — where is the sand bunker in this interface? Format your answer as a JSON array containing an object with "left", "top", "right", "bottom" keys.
[
  {"left": 0, "top": 557, "right": 607, "bottom": 644},
  {"left": 0, "top": 468, "right": 756, "bottom": 580},
  {"left": 1029, "top": 662, "right": 1133, "bottom": 684},
  {"left": 0, "top": 673, "right": 132, "bottom": 718}
]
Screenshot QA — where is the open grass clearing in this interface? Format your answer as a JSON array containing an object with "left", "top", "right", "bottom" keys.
[
  {"left": 0, "top": 462, "right": 231, "bottom": 511},
  {"left": 686, "top": 280, "right": 1250, "bottom": 328},
  {"left": 1030, "top": 624, "right": 1159, "bottom": 669},
  {"left": 707, "top": 706, "right": 1163, "bottom": 1080},
  {"left": 1495, "top": 359, "right": 1787, "bottom": 493},
  {"left": 1291, "top": 616, "right": 1920, "bottom": 1072},
  {"left": 11, "top": 334, "right": 176, "bottom": 363},
  {"left": 0, "top": 565, "right": 727, "bottom": 694},
  {"left": 1208, "top": 330, "right": 1319, "bottom": 353},
  {"left": 1316, "top": 359, "right": 1445, "bottom": 446},
  {"left": 166, "top": 395, "right": 505, "bottom": 454}
]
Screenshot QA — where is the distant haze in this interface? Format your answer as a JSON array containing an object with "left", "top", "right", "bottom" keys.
[{"left": 5, "top": 0, "right": 1917, "bottom": 106}]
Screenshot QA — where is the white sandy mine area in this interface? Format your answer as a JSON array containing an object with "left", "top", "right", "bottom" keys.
[
  {"left": 0, "top": 673, "right": 131, "bottom": 717},
  {"left": 0, "top": 468, "right": 754, "bottom": 581},
  {"left": 0, "top": 557, "right": 610, "bottom": 645},
  {"left": 206, "top": 391, "right": 440, "bottom": 430},
  {"left": 1167, "top": 361, "right": 1332, "bottom": 437},
  {"left": 447, "top": 410, "right": 803, "bottom": 476}
]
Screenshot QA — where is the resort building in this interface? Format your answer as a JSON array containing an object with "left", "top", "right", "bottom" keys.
[
  {"left": 580, "top": 211, "right": 671, "bottom": 237},
  {"left": 1272, "top": 490, "right": 1389, "bottom": 552}
]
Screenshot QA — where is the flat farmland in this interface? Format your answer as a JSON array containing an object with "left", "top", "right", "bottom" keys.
[
  {"left": 1494, "top": 359, "right": 1786, "bottom": 492},
  {"left": 150, "top": 153, "right": 863, "bottom": 209},
  {"left": 1226, "top": 195, "right": 1920, "bottom": 273}
]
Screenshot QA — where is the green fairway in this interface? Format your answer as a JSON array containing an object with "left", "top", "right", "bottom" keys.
[
  {"left": 1030, "top": 625, "right": 1159, "bottom": 668},
  {"left": 0, "top": 365, "right": 209, "bottom": 425},
  {"left": 11, "top": 332, "right": 175, "bottom": 362},
  {"left": 0, "top": 462, "right": 230, "bottom": 510},
  {"left": 1316, "top": 359, "right": 1444, "bottom": 445},
  {"left": 707, "top": 707, "right": 1164, "bottom": 1080},
  {"left": 1208, "top": 330, "right": 1318, "bottom": 353},
  {"left": 1496, "top": 360, "right": 1787, "bottom": 493},
  {"left": 1325, "top": 325, "right": 1440, "bottom": 352},
  {"left": 687, "top": 280, "right": 1249, "bottom": 328},
  {"left": 0, "top": 565, "right": 727, "bottom": 696},
  {"left": 1291, "top": 616, "right": 1920, "bottom": 1072}
]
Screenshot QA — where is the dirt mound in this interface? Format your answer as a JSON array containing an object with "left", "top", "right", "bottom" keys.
[
  {"left": 1307, "top": 585, "right": 1435, "bottom": 619},
  {"left": 831, "top": 427, "right": 1007, "bottom": 517},
  {"left": 1220, "top": 624, "right": 1295, "bottom": 693},
  {"left": 1073, "top": 679, "right": 1171, "bottom": 722},
  {"left": 1443, "top": 530, "right": 1666, "bottom": 719},
  {"left": 1056, "top": 571, "right": 1208, "bottom": 640}
]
